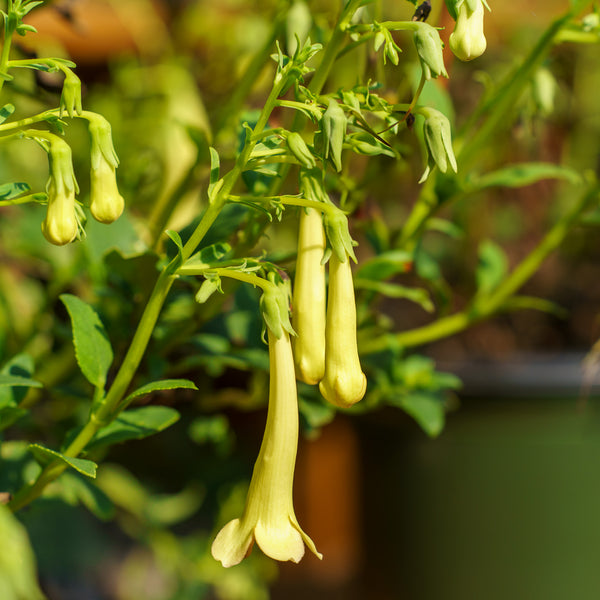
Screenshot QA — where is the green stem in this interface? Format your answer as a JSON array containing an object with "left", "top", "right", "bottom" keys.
[
  {"left": 362, "top": 185, "right": 599, "bottom": 354},
  {"left": 8, "top": 45, "right": 292, "bottom": 513}
]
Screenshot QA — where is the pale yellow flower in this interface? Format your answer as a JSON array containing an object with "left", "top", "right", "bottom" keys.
[
  {"left": 449, "top": 0, "right": 487, "bottom": 62},
  {"left": 292, "top": 208, "right": 326, "bottom": 384},
  {"left": 319, "top": 254, "right": 367, "bottom": 408},
  {"left": 211, "top": 329, "right": 322, "bottom": 567}
]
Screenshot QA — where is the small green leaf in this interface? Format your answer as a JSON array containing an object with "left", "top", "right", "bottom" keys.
[
  {"left": 0, "top": 181, "right": 30, "bottom": 200},
  {"left": 60, "top": 295, "right": 114, "bottom": 389},
  {"left": 400, "top": 393, "right": 445, "bottom": 438},
  {"left": 123, "top": 378, "right": 197, "bottom": 405},
  {"left": 0, "top": 103, "right": 15, "bottom": 124},
  {"left": 87, "top": 406, "right": 181, "bottom": 450},
  {"left": 60, "top": 472, "right": 115, "bottom": 521},
  {"left": 476, "top": 240, "right": 508, "bottom": 296},
  {"left": 208, "top": 146, "right": 220, "bottom": 196},
  {"left": 356, "top": 250, "right": 413, "bottom": 280},
  {"left": 354, "top": 278, "right": 434, "bottom": 312},
  {"left": 0, "top": 374, "right": 43, "bottom": 389},
  {"left": 468, "top": 162, "right": 581, "bottom": 191},
  {"left": 29, "top": 444, "right": 97, "bottom": 478},
  {"left": 0, "top": 406, "right": 28, "bottom": 431}
]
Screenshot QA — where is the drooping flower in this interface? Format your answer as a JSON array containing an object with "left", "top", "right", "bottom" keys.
[
  {"left": 413, "top": 23, "right": 448, "bottom": 80},
  {"left": 292, "top": 207, "right": 326, "bottom": 384},
  {"left": 418, "top": 107, "right": 458, "bottom": 183},
  {"left": 41, "top": 137, "right": 79, "bottom": 246},
  {"left": 319, "top": 253, "right": 367, "bottom": 408},
  {"left": 321, "top": 98, "right": 346, "bottom": 172},
  {"left": 86, "top": 113, "right": 124, "bottom": 224},
  {"left": 448, "top": 0, "right": 488, "bottom": 62},
  {"left": 211, "top": 326, "right": 322, "bottom": 567}
]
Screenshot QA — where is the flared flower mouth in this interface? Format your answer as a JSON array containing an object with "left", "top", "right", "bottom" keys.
[{"left": 211, "top": 330, "right": 322, "bottom": 567}]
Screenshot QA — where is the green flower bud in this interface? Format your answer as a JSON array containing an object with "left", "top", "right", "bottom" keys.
[
  {"left": 42, "top": 137, "right": 79, "bottom": 246},
  {"left": 323, "top": 208, "right": 357, "bottom": 264},
  {"left": 292, "top": 208, "right": 326, "bottom": 384},
  {"left": 414, "top": 24, "right": 448, "bottom": 80},
  {"left": 87, "top": 113, "right": 124, "bottom": 224},
  {"left": 321, "top": 98, "right": 346, "bottom": 172},
  {"left": 286, "top": 131, "right": 316, "bottom": 169},
  {"left": 418, "top": 108, "right": 458, "bottom": 183},
  {"left": 448, "top": 0, "right": 488, "bottom": 61},
  {"left": 319, "top": 254, "right": 367, "bottom": 408},
  {"left": 59, "top": 68, "right": 83, "bottom": 118},
  {"left": 532, "top": 67, "right": 557, "bottom": 118},
  {"left": 212, "top": 329, "right": 321, "bottom": 566},
  {"left": 286, "top": 0, "right": 312, "bottom": 57}
]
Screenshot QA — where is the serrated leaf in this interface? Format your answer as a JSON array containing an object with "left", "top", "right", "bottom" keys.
[
  {"left": 476, "top": 240, "right": 508, "bottom": 296},
  {"left": 123, "top": 378, "right": 197, "bottom": 405},
  {"left": 60, "top": 294, "right": 113, "bottom": 389},
  {"left": 0, "top": 181, "right": 30, "bottom": 200},
  {"left": 400, "top": 393, "right": 445, "bottom": 437},
  {"left": 87, "top": 406, "right": 181, "bottom": 450},
  {"left": 468, "top": 162, "right": 581, "bottom": 191},
  {"left": 0, "top": 354, "right": 38, "bottom": 409},
  {"left": 29, "top": 444, "right": 97, "bottom": 478},
  {"left": 0, "top": 103, "right": 15, "bottom": 124}
]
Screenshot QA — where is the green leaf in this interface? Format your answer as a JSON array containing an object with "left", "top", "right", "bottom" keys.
[
  {"left": 0, "top": 406, "right": 28, "bottom": 431},
  {"left": 87, "top": 406, "right": 181, "bottom": 450},
  {"left": 60, "top": 472, "right": 115, "bottom": 521},
  {"left": 0, "top": 374, "right": 43, "bottom": 389},
  {"left": 354, "top": 279, "right": 434, "bottom": 312},
  {"left": 468, "top": 162, "right": 581, "bottom": 191},
  {"left": 0, "top": 181, "right": 30, "bottom": 200},
  {"left": 0, "top": 103, "right": 15, "bottom": 124},
  {"left": 476, "top": 240, "right": 508, "bottom": 296},
  {"left": 355, "top": 250, "right": 413, "bottom": 280},
  {"left": 208, "top": 146, "right": 220, "bottom": 197},
  {"left": 400, "top": 393, "right": 445, "bottom": 438},
  {"left": 29, "top": 444, "right": 97, "bottom": 478},
  {"left": 123, "top": 378, "right": 197, "bottom": 406},
  {"left": 60, "top": 294, "right": 114, "bottom": 389}
]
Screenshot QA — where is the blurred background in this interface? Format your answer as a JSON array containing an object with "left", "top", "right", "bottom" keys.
[{"left": 2, "top": 0, "right": 600, "bottom": 598}]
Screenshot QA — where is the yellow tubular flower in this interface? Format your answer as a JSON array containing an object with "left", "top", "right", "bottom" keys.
[
  {"left": 449, "top": 0, "right": 487, "bottom": 62},
  {"left": 41, "top": 138, "right": 79, "bottom": 246},
  {"left": 319, "top": 254, "right": 367, "bottom": 408},
  {"left": 212, "top": 329, "right": 322, "bottom": 567},
  {"left": 292, "top": 208, "right": 326, "bottom": 384}
]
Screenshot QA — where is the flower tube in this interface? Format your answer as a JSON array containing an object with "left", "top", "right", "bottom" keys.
[
  {"left": 319, "top": 253, "right": 367, "bottom": 408},
  {"left": 41, "top": 137, "right": 79, "bottom": 246},
  {"left": 292, "top": 207, "right": 326, "bottom": 384},
  {"left": 212, "top": 327, "right": 322, "bottom": 567}
]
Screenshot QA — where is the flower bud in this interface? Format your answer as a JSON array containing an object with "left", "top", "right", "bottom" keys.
[
  {"left": 292, "top": 208, "right": 326, "bottom": 384},
  {"left": 42, "top": 137, "right": 79, "bottom": 245},
  {"left": 286, "top": 132, "right": 316, "bottom": 169},
  {"left": 414, "top": 24, "right": 448, "bottom": 80},
  {"left": 321, "top": 99, "right": 346, "bottom": 172},
  {"left": 449, "top": 0, "right": 487, "bottom": 62},
  {"left": 319, "top": 254, "right": 367, "bottom": 408},
  {"left": 286, "top": 0, "right": 312, "bottom": 57},
  {"left": 418, "top": 108, "right": 458, "bottom": 183},
  {"left": 87, "top": 113, "right": 124, "bottom": 224},
  {"left": 59, "top": 69, "right": 83, "bottom": 118}
]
